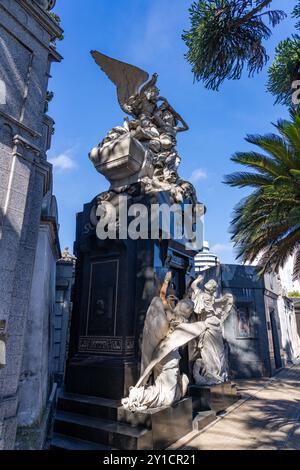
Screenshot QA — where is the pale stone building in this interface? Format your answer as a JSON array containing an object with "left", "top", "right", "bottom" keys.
[
  {"left": 0, "top": 0, "right": 62, "bottom": 449},
  {"left": 194, "top": 241, "right": 220, "bottom": 273}
]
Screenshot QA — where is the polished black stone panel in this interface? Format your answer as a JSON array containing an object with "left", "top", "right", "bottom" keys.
[{"left": 189, "top": 382, "right": 240, "bottom": 414}]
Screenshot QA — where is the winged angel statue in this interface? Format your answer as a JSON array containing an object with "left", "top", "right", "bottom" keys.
[
  {"left": 121, "top": 272, "right": 235, "bottom": 411},
  {"left": 90, "top": 51, "right": 196, "bottom": 202}
]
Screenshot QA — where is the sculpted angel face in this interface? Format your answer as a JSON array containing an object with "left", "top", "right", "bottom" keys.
[
  {"left": 145, "top": 86, "right": 160, "bottom": 103},
  {"left": 204, "top": 280, "right": 218, "bottom": 294}
]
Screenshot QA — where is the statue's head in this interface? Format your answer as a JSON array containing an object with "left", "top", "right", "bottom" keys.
[
  {"left": 174, "top": 299, "right": 194, "bottom": 321},
  {"left": 145, "top": 86, "right": 160, "bottom": 103},
  {"left": 204, "top": 279, "right": 218, "bottom": 294}
]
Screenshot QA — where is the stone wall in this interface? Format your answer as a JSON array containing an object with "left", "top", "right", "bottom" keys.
[{"left": 0, "top": 0, "right": 62, "bottom": 449}]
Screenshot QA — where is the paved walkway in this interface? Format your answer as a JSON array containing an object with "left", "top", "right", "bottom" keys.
[{"left": 183, "top": 365, "right": 300, "bottom": 450}]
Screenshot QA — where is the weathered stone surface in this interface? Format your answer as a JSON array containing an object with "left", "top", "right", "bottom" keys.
[{"left": 0, "top": 0, "right": 62, "bottom": 449}]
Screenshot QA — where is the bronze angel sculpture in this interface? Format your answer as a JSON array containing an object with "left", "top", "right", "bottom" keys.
[{"left": 89, "top": 51, "right": 196, "bottom": 203}]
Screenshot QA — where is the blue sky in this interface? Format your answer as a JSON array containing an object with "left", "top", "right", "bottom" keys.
[{"left": 49, "top": 0, "right": 295, "bottom": 263}]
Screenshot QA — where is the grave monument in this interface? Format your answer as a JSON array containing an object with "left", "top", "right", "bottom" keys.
[{"left": 55, "top": 52, "right": 236, "bottom": 450}]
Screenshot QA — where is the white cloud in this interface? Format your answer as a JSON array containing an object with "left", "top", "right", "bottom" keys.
[
  {"left": 49, "top": 150, "right": 77, "bottom": 172},
  {"left": 211, "top": 243, "right": 233, "bottom": 255},
  {"left": 190, "top": 168, "right": 207, "bottom": 183}
]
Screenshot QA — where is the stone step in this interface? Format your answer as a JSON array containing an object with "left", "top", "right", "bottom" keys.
[
  {"left": 58, "top": 391, "right": 152, "bottom": 428},
  {"left": 193, "top": 410, "right": 217, "bottom": 431},
  {"left": 54, "top": 410, "right": 152, "bottom": 450},
  {"left": 58, "top": 392, "right": 121, "bottom": 421},
  {"left": 51, "top": 433, "right": 114, "bottom": 451}
]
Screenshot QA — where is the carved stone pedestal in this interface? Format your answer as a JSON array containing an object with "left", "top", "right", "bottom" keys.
[{"left": 189, "top": 382, "right": 240, "bottom": 415}]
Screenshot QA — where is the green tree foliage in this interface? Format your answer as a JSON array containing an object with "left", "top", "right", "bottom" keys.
[
  {"left": 224, "top": 109, "right": 300, "bottom": 278},
  {"left": 49, "top": 12, "right": 64, "bottom": 43},
  {"left": 183, "top": 0, "right": 286, "bottom": 90},
  {"left": 288, "top": 291, "right": 300, "bottom": 298},
  {"left": 267, "top": 2, "right": 300, "bottom": 106}
]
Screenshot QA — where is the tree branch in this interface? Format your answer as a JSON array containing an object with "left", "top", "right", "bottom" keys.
[{"left": 237, "top": 0, "right": 273, "bottom": 25}]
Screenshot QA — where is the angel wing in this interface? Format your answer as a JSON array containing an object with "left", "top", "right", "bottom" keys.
[
  {"left": 214, "top": 293, "right": 234, "bottom": 323},
  {"left": 140, "top": 297, "right": 170, "bottom": 375},
  {"left": 91, "top": 50, "right": 149, "bottom": 114},
  {"left": 136, "top": 321, "right": 207, "bottom": 388}
]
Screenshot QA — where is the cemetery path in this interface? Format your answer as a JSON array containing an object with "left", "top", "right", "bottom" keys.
[{"left": 182, "top": 364, "right": 300, "bottom": 450}]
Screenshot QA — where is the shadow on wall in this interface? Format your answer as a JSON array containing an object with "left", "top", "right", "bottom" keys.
[{"left": 227, "top": 342, "right": 265, "bottom": 379}]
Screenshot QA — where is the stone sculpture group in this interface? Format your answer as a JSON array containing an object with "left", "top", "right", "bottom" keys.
[
  {"left": 122, "top": 273, "right": 234, "bottom": 411},
  {"left": 89, "top": 51, "right": 197, "bottom": 210}
]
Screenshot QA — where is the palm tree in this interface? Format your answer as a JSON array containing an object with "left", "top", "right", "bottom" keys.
[
  {"left": 183, "top": 0, "right": 286, "bottom": 90},
  {"left": 224, "top": 108, "right": 300, "bottom": 278}
]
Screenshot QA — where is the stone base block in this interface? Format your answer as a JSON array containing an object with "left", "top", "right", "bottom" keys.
[
  {"left": 119, "top": 397, "right": 193, "bottom": 450},
  {"left": 192, "top": 410, "right": 217, "bottom": 431},
  {"left": 65, "top": 357, "right": 139, "bottom": 400},
  {"left": 189, "top": 382, "right": 240, "bottom": 414}
]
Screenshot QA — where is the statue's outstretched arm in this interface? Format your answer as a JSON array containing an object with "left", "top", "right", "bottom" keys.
[
  {"left": 176, "top": 114, "right": 189, "bottom": 133},
  {"left": 190, "top": 274, "right": 204, "bottom": 292},
  {"left": 160, "top": 271, "right": 172, "bottom": 308},
  {"left": 158, "top": 97, "right": 189, "bottom": 132}
]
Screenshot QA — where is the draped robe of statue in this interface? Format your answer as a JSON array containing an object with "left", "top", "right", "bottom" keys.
[{"left": 191, "top": 278, "right": 234, "bottom": 385}]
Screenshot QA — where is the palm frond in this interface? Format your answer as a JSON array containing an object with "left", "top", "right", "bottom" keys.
[
  {"left": 224, "top": 171, "right": 272, "bottom": 188},
  {"left": 225, "top": 108, "right": 300, "bottom": 276}
]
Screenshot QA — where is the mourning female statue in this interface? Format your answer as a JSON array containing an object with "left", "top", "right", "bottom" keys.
[
  {"left": 191, "top": 276, "right": 234, "bottom": 385},
  {"left": 122, "top": 272, "right": 205, "bottom": 411}
]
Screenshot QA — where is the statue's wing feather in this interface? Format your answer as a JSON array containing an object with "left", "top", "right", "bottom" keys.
[
  {"left": 140, "top": 297, "right": 169, "bottom": 375},
  {"left": 214, "top": 294, "right": 234, "bottom": 322},
  {"left": 136, "top": 321, "right": 207, "bottom": 387},
  {"left": 91, "top": 50, "right": 149, "bottom": 111}
]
